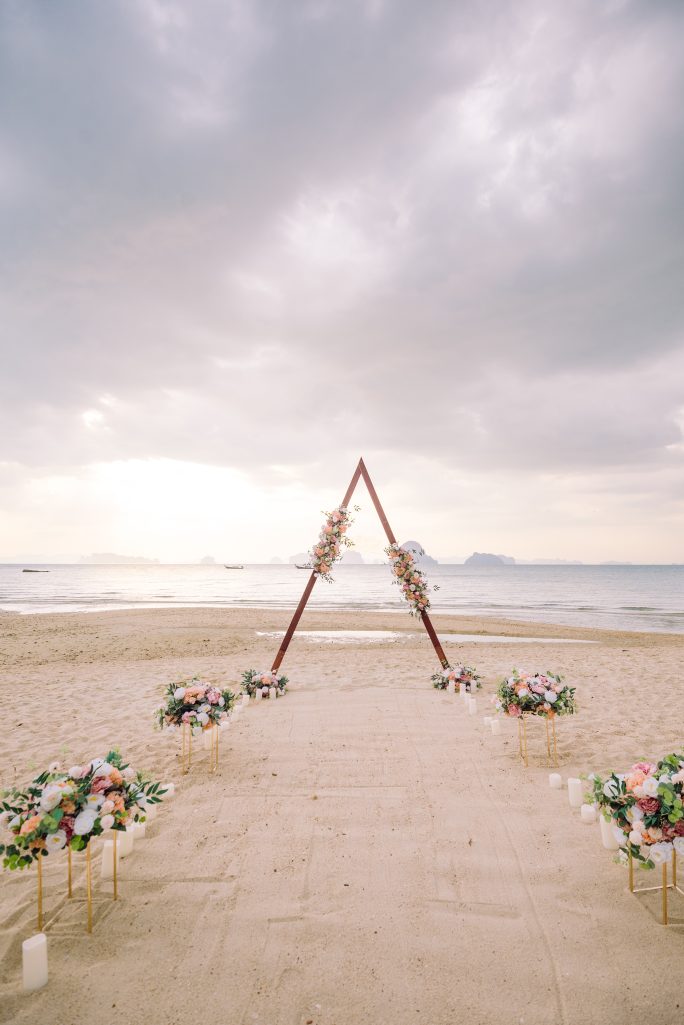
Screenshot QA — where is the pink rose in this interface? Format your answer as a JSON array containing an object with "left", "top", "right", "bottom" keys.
[
  {"left": 181, "top": 711, "right": 192, "bottom": 723},
  {"left": 633, "top": 762, "right": 655, "bottom": 775},
  {"left": 91, "top": 777, "right": 109, "bottom": 794},
  {"left": 508, "top": 704, "right": 521, "bottom": 717}
]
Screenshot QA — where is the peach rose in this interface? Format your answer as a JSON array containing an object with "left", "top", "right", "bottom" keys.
[{"left": 20, "top": 815, "right": 42, "bottom": 835}]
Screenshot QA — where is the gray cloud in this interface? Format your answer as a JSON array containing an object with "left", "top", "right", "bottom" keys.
[{"left": 1, "top": 0, "right": 683, "bottom": 553}]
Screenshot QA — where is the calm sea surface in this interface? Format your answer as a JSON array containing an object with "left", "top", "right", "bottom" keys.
[{"left": 0, "top": 564, "right": 682, "bottom": 633}]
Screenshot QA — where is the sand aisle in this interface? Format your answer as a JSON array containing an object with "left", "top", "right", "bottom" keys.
[{"left": 1, "top": 610, "right": 683, "bottom": 1024}]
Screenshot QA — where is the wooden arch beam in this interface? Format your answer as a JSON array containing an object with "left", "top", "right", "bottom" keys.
[{"left": 270, "top": 458, "right": 449, "bottom": 672}]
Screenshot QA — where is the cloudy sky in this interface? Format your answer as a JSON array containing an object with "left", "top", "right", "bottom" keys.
[{"left": 1, "top": 0, "right": 683, "bottom": 563}]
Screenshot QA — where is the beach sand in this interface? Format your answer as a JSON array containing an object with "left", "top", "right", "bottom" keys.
[{"left": 1, "top": 607, "right": 683, "bottom": 1024}]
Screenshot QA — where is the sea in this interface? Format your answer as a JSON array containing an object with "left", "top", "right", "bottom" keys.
[{"left": 0, "top": 563, "right": 682, "bottom": 634}]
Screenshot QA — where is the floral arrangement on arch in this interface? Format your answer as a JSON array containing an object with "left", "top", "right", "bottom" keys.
[
  {"left": 241, "top": 669, "right": 288, "bottom": 698},
  {"left": 156, "top": 677, "right": 236, "bottom": 734},
  {"left": 495, "top": 670, "right": 576, "bottom": 718},
  {"left": 309, "top": 505, "right": 357, "bottom": 580},
  {"left": 591, "top": 753, "right": 684, "bottom": 869},
  {"left": 0, "top": 751, "right": 166, "bottom": 870},
  {"left": 431, "top": 664, "right": 481, "bottom": 692},
  {"left": 386, "top": 543, "right": 438, "bottom": 616}
]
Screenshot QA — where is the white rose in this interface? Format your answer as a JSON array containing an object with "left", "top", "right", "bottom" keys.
[
  {"left": 122, "top": 767, "right": 136, "bottom": 782},
  {"left": 518, "top": 687, "right": 529, "bottom": 698},
  {"left": 173, "top": 688, "right": 186, "bottom": 700},
  {"left": 46, "top": 830, "right": 67, "bottom": 852},
  {"left": 218, "top": 697, "right": 225, "bottom": 707},
  {"left": 611, "top": 823, "right": 625, "bottom": 844},
  {"left": 40, "top": 786, "right": 63, "bottom": 812},
  {"left": 101, "top": 800, "right": 114, "bottom": 814},
  {"left": 197, "top": 712, "right": 209, "bottom": 725},
  {"left": 99, "top": 814, "right": 115, "bottom": 831},
  {"left": 200, "top": 703, "right": 210, "bottom": 713},
  {"left": 626, "top": 805, "right": 644, "bottom": 823},
  {"left": 48, "top": 761, "right": 60, "bottom": 773},
  {"left": 69, "top": 765, "right": 82, "bottom": 777},
  {"left": 649, "top": 842, "right": 673, "bottom": 865},
  {"left": 93, "top": 762, "right": 114, "bottom": 779},
  {"left": 9, "top": 815, "right": 21, "bottom": 831},
  {"left": 86, "top": 794, "right": 104, "bottom": 809},
  {"left": 673, "top": 837, "right": 684, "bottom": 857},
  {"left": 73, "top": 810, "right": 97, "bottom": 836},
  {"left": 544, "top": 691, "right": 557, "bottom": 703},
  {"left": 628, "top": 829, "right": 643, "bottom": 845},
  {"left": 90, "top": 758, "right": 104, "bottom": 769},
  {"left": 642, "top": 776, "right": 659, "bottom": 798}
]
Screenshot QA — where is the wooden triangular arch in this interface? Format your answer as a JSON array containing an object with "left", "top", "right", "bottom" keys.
[{"left": 271, "top": 458, "right": 449, "bottom": 671}]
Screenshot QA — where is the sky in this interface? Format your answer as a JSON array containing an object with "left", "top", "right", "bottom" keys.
[{"left": 1, "top": 0, "right": 683, "bottom": 564}]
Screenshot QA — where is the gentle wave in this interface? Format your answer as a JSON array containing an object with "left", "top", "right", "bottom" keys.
[{"left": 0, "top": 563, "right": 682, "bottom": 633}]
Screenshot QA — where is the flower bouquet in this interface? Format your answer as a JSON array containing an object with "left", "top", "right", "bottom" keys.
[
  {"left": 386, "top": 543, "right": 438, "bottom": 616},
  {"left": 241, "top": 669, "right": 288, "bottom": 698},
  {"left": 156, "top": 677, "right": 236, "bottom": 734},
  {"left": 495, "top": 670, "right": 576, "bottom": 719},
  {"left": 309, "top": 506, "right": 356, "bottom": 581},
  {"left": 431, "top": 665, "right": 481, "bottom": 692},
  {"left": 0, "top": 751, "right": 166, "bottom": 870},
  {"left": 591, "top": 753, "right": 684, "bottom": 869}
]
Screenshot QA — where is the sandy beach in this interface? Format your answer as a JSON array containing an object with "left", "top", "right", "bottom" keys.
[{"left": 1, "top": 607, "right": 683, "bottom": 1025}]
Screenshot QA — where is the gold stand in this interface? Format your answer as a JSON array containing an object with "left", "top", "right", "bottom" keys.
[
  {"left": 113, "top": 830, "right": 118, "bottom": 901},
  {"left": 628, "top": 848, "right": 684, "bottom": 925},
  {"left": 86, "top": 844, "right": 93, "bottom": 934},
  {"left": 209, "top": 723, "right": 219, "bottom": 773},
  {"left": 181, "top": 721, "right": 193, "bottom": 774},
  {"left": 36, "top": 855, "right": 43, "bottom": 931},
  {"left": 517, "top": 714, "right": 559, "bottom": 767}
]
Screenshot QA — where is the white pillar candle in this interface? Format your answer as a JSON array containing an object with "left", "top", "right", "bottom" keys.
[
  {"left": 100, "top": 839, "right": 117, "bottom": 879},
  {"left": 145, "top": 803, "right": 158, "bottom": 821},
  {"left": 22, "top": 933, "right": 48, "bottom": 991},
  {"left": 118, "top": 827, "right": 135, "bottom": 857},
  {"left": 468, "top": 698, "right": 477, "bottom": 715},
  {"left": 460, "top": 685, "right": 469, "bottom": 701},
  {"left": 233, "top": 704, "right": 242, "bottom": 718},
  {"left": 447, "top": 680, "right": 455, "bottom": 694},
  {"left": 255, "top": 688, "right": 262, "bottom": 701},
  {"left": 132, "top": 821, "right": 146, "bottom": 840},
  {"left": 599, "top": 813, "right": 620, "bottom": 850},
  {"left": 491, "top": 719, "right": 502, "bottom": 735},
  {"left": 549, "top": 773, "right": 562, "bottom": 789},
  {"left": 567, "top": 778, "right": 584, "bottom": 808},
  {"left": 580, "top": 804, "right": 597, "bottom": 824},
  {"left": 161, "top": 782, "right": 175, "bottom": 799},
  {"left": 241, "top": 693, "right": 249, "bottom": 707},
  {"left": 269, "top": 686, "right": 277, "bottom": 700},
  {"left": 483, "top": 716, "right": 492, "bottom": 726}
]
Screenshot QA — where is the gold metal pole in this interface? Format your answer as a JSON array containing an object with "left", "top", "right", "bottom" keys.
[
  {"left": 86, "top": 844, "right": 93, "bottom": 934},
  {"left": 673, "top": 849, "right": 677, "bottom": 889},
  {"left": 628, "top": 848, "right": 634, "bottom": 892},
  {"left": 662, "top": 862, "right": 668, "bottom": 925},
  {"left": 545, "top": 719, "right": 551, "bottom": 765},
  {"left": 67, "top": 845, "right": 73, "bottom": 897},
  {"left": 518, "top": 717, "right": 523, "bottom": 762},
  {"left": 37, "top": 855, "right": 43, "bottom": 931},
  {"left": 113, "top": 831, "right": 118, "bottom": 901},
  {"left": 551, "top": 717, "right": 558, "bottom": 767}
]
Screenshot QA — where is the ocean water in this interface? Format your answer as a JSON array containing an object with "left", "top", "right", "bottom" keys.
[{"left": 0, "top": 563, "right": 682, "bottom": 633}]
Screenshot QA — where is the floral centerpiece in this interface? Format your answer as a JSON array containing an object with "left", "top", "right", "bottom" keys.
[
  {"left": 309, "top": 506, "right": 356, "bottom": 581},
  {"left": 241, "top": 669, "right": 288, "bottom": 698},
  {"left": 156, "top": 677, "right": 235, "bottom": 734},
  {"left": 0, "top": 751, "right": 166, "bottom": 870},
  {"left": 431, "top": 664, "right": 481, "bottom": 692},
  {"left": 495, "top": 670, "right": 576, "bottom": 718},
  {"left": 386, "top": 543, "right": 438, "bottom": 616},
  {"left": 591, "top": 753, "right": 684, "bottom": 869}
]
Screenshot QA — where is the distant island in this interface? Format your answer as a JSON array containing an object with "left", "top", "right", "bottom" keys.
[
  {"left": 464, "top": 552, "right": 515, "bottom": 566},
  {"left": 80, "top": 553, "right": 159, "bottom": 565},
  {"left": 400, "top": 540, "right": 438, "bottom": 567}
]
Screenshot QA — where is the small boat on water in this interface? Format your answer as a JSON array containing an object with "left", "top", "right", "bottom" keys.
[
  {"left": 224, "top": 564, "right": 244, "bottom": 569},
  {"left": 22, "top": 569, "right": 50, "bottom": 573},
  {"left": 295, "top": 563, "right": 312, "bottom": 569}
]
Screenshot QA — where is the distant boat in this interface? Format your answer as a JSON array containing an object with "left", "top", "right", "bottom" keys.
[
  {"left": 295, "top": 563, "right": 312, "bottom": 569},
  {"left": 223, "top": 564, "right": 244, "bottom": 569},
  {"left": 22, "top": 569, "right": 49, "bottom": 573}
]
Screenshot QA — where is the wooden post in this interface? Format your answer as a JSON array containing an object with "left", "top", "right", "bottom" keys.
[{"left": 270, "top": 457, "right": 449, "bottom": 672}]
